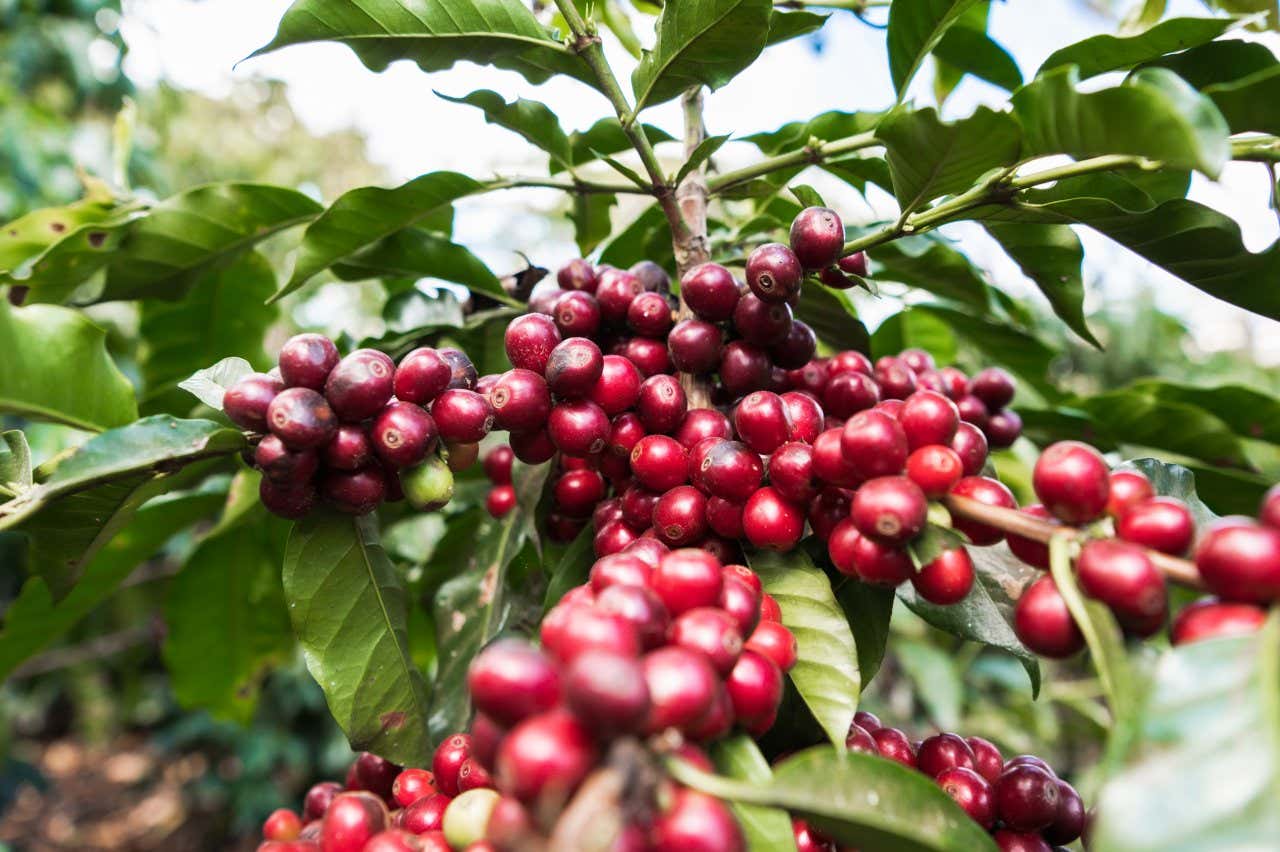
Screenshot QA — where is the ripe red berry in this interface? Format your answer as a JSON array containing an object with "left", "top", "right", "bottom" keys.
[
  {"left": 596, "top": 584, "right": 670, "bottom": 649},
  {"left": 732, "top": 292, "right": 792, "bottom": 346},
  {"left": 627, "top": 291, "right": 674, "bottom": 337},
  {"left": 726, "top": 648, "right": 784, "bottom": 728},
  {"left": 734, "top": 391, "right": 791, "bottom": 454},
  {"left": 852, "top": 476, "right": 928, "bottom": 544},
  {"left": 590, "top": 354, "right": 643, "bottom": 415},
  {"left": 852, "top": 709, "right": 881, "bottom": 732},
  {"left": 841, "top": 410, "right": 909, "bottom": 480},
  {"left": 822, "top": 371, "right": 879, "bottom": 420},
  {"left": 719, "top": 341, "right": 771, "bottom": 397},
  {"left": 621, "top": 486, "right": 662, "bottom": 531},
  {"left": 554, "top": 469, "right": 606, "bottom": 518},
  {"left": 651, "top": 788, "right": 745, "bottom": 852},
  {"left": 1043, "top": 780, "right": 1085, "bottom": 845},
  {"left": 949, "top": 476, "right": 1017, "bottom": 545},
  {"left": 875, "top": 357, "right": 917, "bottom": 400},
  {"left": 432, "top": 389, "right": 494, "bottom": 443},
  {"left": 1014, "top": 576, "right": 1084, "bottom": 659},
  {"left": 624, "top": 335, "right": 673, "bottom": 377},
  {"left": 486, "top": 484, "right": 516, "bottom": 518},
  {"left": 768, "top": 441, "right": 817, "bottom": 504},
  {"left": 504, "top": 313, "right": 561, "bottom": 374},
  {"left": 392, "top": 347, "right": 450, "bottom": 405},
  {"left": 483, "top": 445, "right": 514, "bottom": 485},
  {"left": 681, "top": 262, "right": 741, "bottom": 321},
  {"left": 496, "top": 710, "right": 597, "bottom": 805},
  {"left": 937, "top": 766, "right": 995, "bottom": 828},
  {"left": 699, "top": 440, "right": 764, "bottom": 502},
  {"left": 743, "top": 486, "right": 805, "bottom": 551},
  {"left": 321, "top": 792, "right": 388, "bottom": 852},
  {"left": 279, "top": 333, "right": 339, "bottom": 391},
  {"left": 467, "top": 640, "right": 561, "bottom": 727},
  {"left": 1170, "top": 597, "right": 1267, "bottom": 645},
  {"left": 304, "top": 781, "right": 342, "bottom": 820},
  {"left": 790, "top": 206, "right": 845, "bottom": 270},
  {"left": 985, "top": 409, "right": 1022, "bottom": 448},
  {"left": 917, "top": 733, "right": 976, "bottom": 778},
  {"left": 745, "top": 620, "right": 797, "bottom": 672},
  {"left": 950, "top": 421, "right": 989, "bottom": 476},
  {"left": 991, "top": 830, "right": 1052, "bottom": 852},
  {"left": 321, "top": 468, "right": 385, "bottom": 514},
  {"left": 399, "top": 792, "right": 452, "bottom": 834},
  {"left": 671, "top": 607, "right": 744, "bottom": 675},
  {"left": 439, "top": 348, "right": 478, "bottom": 390},
  {"left": 631, "top": 434, "right": 688, "bottom": 493},
  {"left": 872, "top": 727, "right": 917, "bottom": 768},
  {"left": 1006, "top": 504, "right": 1054, "bottom": 570},
  {"left": 1076, "top": 539, "right": 1166, "bottom": 628},
  {"left": 551, "top": 290, "right": 601, "bottom": 339},
  {"left": 589, "top": 552, "right": 651, "bottom": 592},
  {"left": 370, "top": 401, "right": 438, "bottom": 468},
  {"left": 557, "top": 258, "right": 598, "bottom": 292},
  {"left": 324, "top": 349, "right": 395, "bottom": 422},
  {"left": 669, "top": 319, "right": 723, "bottom": 374},
  {"left": 898, "top": 390, "right": 960, "bottom": 450},
  {"left": 545, "top": 337, "right": 604, "bottom": 399},
  {"left": 845, "top": 722, "right": 879, "bottom": 754},
  {"left": 1032, "top": 441, "right": 1110, "bottom": 523},
  {"left": 966, "top": 736, "right": 1004, "bottom": 784},
  {"left": 391, "top": 768, "right": 435, "bottom": 808},
  {"left": 596, "top": 269, "right": 645, "bottom": 325},
  {"left": 905, "top": 444, "right": 964, "bottom": 498},
  {"left": 267, "top": 387, "right": 338, "bottom": 450},
  {"left": 969, "top": 367, "right": 1016, "bottom": 409},
  {"left": 652, "top": 549, "right": 724, "bottom": 615},
  {"left": 1194, "top": 518, "right": 1280, "bottom": 604},
  {"left": 353, "top": 751, "right": 402, "bottom": 800},
  {"left": 637, "top": 374, "right": 687, "bottom": 434},
  {"left": 653, "top": 485, "right": 709, "bottom": 547},
  {"left": 778, "top": 391, "right": 823, "bottom": 443},
  {"left": 830, "top": 522, "right": 914, "bottom": 586},
  {"left": 674, "top": 408, "right": 733, "bottom": 449},
  {"left": 488, "top": 369, "right": 551, "bottom": 433},
  {"left": 547, "top": 399, "right": 610, "bottom": 456},
  {"left": 1106, "top": 469, "right": 1155, "bottom": 519},
  {"left": 912, "top": 547, "right": 975, "bottom": 605},
  {"left": 810, "top": 429, "right": 859, "bottom": 488},
  {"left": 1117, "top": 496, "right": 1194, "bottom": 555},
  {"left": 255, "top": 434, "right": 319, "bottom": 485},
  {"left": 263, "top": 808, "right": 302, "bottom": 841},
  {"left": 563, "top": 649, "right": 650, "bottom": 737},
  {"left": 770, "top": 320, "right": 818, "bottom": 370},
  {"left": 642, "top": 645, "right": 720, "bottom": 733},
  {"left": 746, "top": 242, "right": 803, "bottom": 304},
  {"left": 706, "top": 497, "right": 745, "bottom": 539},
  {"left": 224, "top": 373, "right": 283, "bottom": 431},
  {"left": 994, "top": 764, "right": 1061, "bottom": 832}
]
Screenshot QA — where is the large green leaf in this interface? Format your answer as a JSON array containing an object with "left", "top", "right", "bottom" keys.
[
  {"left": 570, "top": 193, "right": 618, "bottom": 256},
  {"left": 1011, "top": 66, "right": 1230, "bottom": 178},
  {"left": 139, "top": 251, "right": 277, "bottom": 415},
  {"left": 886, "top": 0, "right": 984, "bottom": 97},
  {"left": 1091, "top": 618, "right": 1280, "bottom": 851},
  {"left": 867, "top": 234, "right": 992, "bottom": 312},
  {"left": 277, "top": 172, "right": 483, "bottom": 301},
  {"left": 672, "top": 747, "right": 999, "bottom": 851},
  {"left": 894, "top": 638, "right": 963, "bottom": 729},
  {"left": 0, "top": 484, "right": 226, "bottom": 680},
  {"left": 766, "top": 8, "right": 828, "bottom": 45},
  {"left": 251, "top": 0, "right": 599, "bottom": 89},
  {"left": 330, "top": 228, "right": 512, "bottom": 305},
  {"left": 984, "top": 222, "right": 1097, "bottom": 346},
  {"left": 1040, "top": 16, "right": 1239, "bottom": 79},
  {"left": 598, "top": 203, "right": 669, "bottom": 269},
  {"left": 878, "top": 106, "right": 1021, "bottom": 215},
  {"left": 631, "top": 0, "right": 773, "bottom": 112},
  {"left": 1073, "top": 386, "right": 1249, "bottom": 467},
  {"left": 711, "top": 736, "right": 798, "bottom": 852},
  {"left": 284, "top": 511, "right": 431, "bottom": 765},
  {"left": 0, "top": 417, "right": 245, "bottom": 599},
  {"left": 1143, "top": 40, "right": 1280, "bottom": 134},
  {"left": 932, "top": 16, "right": 1021, "bottom": 93},
  {"left": 0, "top": 301, "right": 137, "bottom": 431},
  {"left": 100, "top": 183, "right": 321, "bottom": 302},
  {"left": 437, "top": 89, "right": 571, "bottom": 168},
  {"left": 795, "top": 283, "right": 870, "bottom": 355},
  {"left": 832, "top": 577, "right": 896, "bottom": 687},
  {"left": 748, "top": 548, "right": 862, "bottom": 748},
  {"left": 1131, "top": 380, "right": 1280, "bottom": 449},
  {"left": 898, "top": 544, "right": 1042, "bottom": 695},
  {"left": 165, "top": 502, "right": 293, "bottom": 723}
]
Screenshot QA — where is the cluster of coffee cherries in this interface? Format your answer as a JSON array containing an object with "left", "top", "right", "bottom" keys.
[
  {"left": 224, "top": 334, "right": 487, "bottom": 519},
  {"left": 938, "top": 439, "right": 1280, "bottom": 657},
  {"left": 792, "top": 712, "right": 1084, "bottom": 852}
]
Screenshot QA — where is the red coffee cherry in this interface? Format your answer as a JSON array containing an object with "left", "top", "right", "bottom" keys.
[
  {"left": 370, "top": 401, "right": 438, "bottom": 468},
  {"left": 790, "top": 206, "right": 845, "bottom": 270},
  {"left": 504, "top": 313, "right": 561, "bottom": 374},
  {"left": 734, "top": 391, "right": 791, "bottom": 455},
  {"left": 1076, "top": 539, "right": 1166, "bottom": 628},
  {"left": 950, "top": 421, "right": 989, "bottom": 476},
  {"left": 719, "top": 574, "right": 762, "bottom": 638},
  {"left": 624, "top": 335, "right": 673, "bottom": 377},
  {"left": 563, "top": 649, "right": 649, "bottom": 737},
  {"left": 669, "top": 319, "right": 723, "bottom": 374},
  {"left": 770, "top": 320, "right": 818, "bottom": 370},
  {"left": 969, "top": 367, "right": 1016, "bottom": 410},
  {"left": 743, "top": 486, "right": 805, "bottom": 551},
  {"left": 596, "top": 269, "right": 645, "bottom": 325},
  {"left": 955, "top": 395, "right": 989, "bottom": 430},
  {"left": 267, "top": 387, "right": 338, "bottom": 450},
  {"left": 496, "top": 710, "right": 597, "bottom": 805},
  {"left": 631, "top": 434, "right": 688, "bottom": 493},
  {"left": 1006, "top": 504, "right": 1054, "bottom": 570},
  {"left": 554, "top": 469, "right": 606, "bottom": 518},
  {"left": 483, "top": 445, "right": 514, "bottom": 485},
  {"left": 651, "top": 789, "right": 746, "bottom": 852},
  {"left": 439, "top": 347, "right": 478, "bottom": 390},
  {"left": 706, "top": 496, "right": 745, "bottom": 539},
  {"left": 732, "top": 292, "right": 792, "bottom": 346},
  {"left": 793, "top": 818, "right": 836, "bottom": 852},
  {"left": 994, "top": 764, "right": 1061, "bottom": 832},
  {"left": 822, "top": 370, "right": 879, "bottom": 420},
  {"left": 1106, "top": 469, "right": 1155, "bottom": 518},
  {"left": 263, "top": 808, "right": 302, "bottom": 841},
  {"left": 912, "top": 547, "right": 975, "bottom": 605},
  {"left": 1116, "top": 496, "right": 1194, "bottom": 555},
  {"left": 992, "top": 830, "right": 1052, "bottom": 852},
  {"left": 467, "top": 639, "right": 560, "bottom": 727},
  {"left": 872, "top": 727, "right": 917, "bottom": 768},
  {"left": 719, "top": 340, "right": 772, "bottom": 397},
  {"left": 393, "top": 347, "right": 451, "bottom": 405},
  {"left": 627, "top": 291, "right": 674, "bottom": 337},
  {"left": 905, "top": 444, "right": 964, "bottom": 498},
  {"left": 541, "top": 603, "right": 641, "bottom": 663},
  {"left": 1032, "top": 440, "right": 1110, "bottom": 523},
  {"left": 545, "top": 337, "right": 604, "bottom": 399},
  {"left": 852, "top": 710, "right": 880, "bottom": 732},
  {"left": 674, "top": 408, "right": 733, "bottom": 449},
  {"left": 652, "top": 549, "right": 724, "bottom": 615},
  {"left": 589, "top": 552, "right": 651, "bottom": 592},
  {"left": 391, "top": 768, "right": 436, "bottom": 808},
  {"left": 949, "top": 476, "right": 1017, "bottom": 545},
  {"left": 590, "top": 354, "right": 643, "bottom": 415},
  {"left": 621, "top": 485, "right": 662, "bottom": 531},
  {"left": 700, "top": 440, "right": 764, "bottom": 503},
  {"left": 321, "top": 792, "right": 388, "bottom": 852},
  {"left": 1194, "top": 518, "right": 1280, "bottom": 604},
  {"left": 745, "top": 620, "right": 797, "bottom": 672},
  {"left": 746, "top": 242, "right": 803, "bottom": 304},
  {"left": 779, "top": 391, "right": 823, "bottom": 443},
  {"left": 279, "top": 333, "right": 339, "bottom": 391},
  {"left": 551, "top": 290, "right": 601, "bottom": 339},
  {"left": 432, "top": 389, "right": 494, "bottom": 443},
  {"left": 1170, "top": 597, "right": 1267, "bottom": 645},
  {"left": 1043, "top": 780, "right": 1085, "bottom": 845},
  {"left": 671, "top": 607, "right": 744, "bottom": 675},
  {"left": 637, "top": 374, "right": 687, "bottom": 434},
  {"left": 1014, "top": 576, "right": 1084, "bottom": 659},
  {"left": 726, "top": 648, "right": 784, "bottom": 728},
  {"left": 985, "top": 409, "right": 1022, "bottom": 448},
  {"left": 937, "top": 766, "right": 995, "bottom": 828},
  {"left": 966, "top": 736, "right": 1004, "bottom": 784},
  {"left": 486, "top": 484, "right": 516, "bottom": 518},
  {"left": 547, "top": 399, "right": 610, "bottom": 456},
  {"left": 809, "top": 429, "right": 858, "bottom": 488},
  {"left": 642, "top": 645, "right": 720, "bottom": 733},
  {"left": 917, "top": 733, "right": 975, "bottom": 778},
  {"left": 557, "top": 258, "right": 598, "bottom": 293},
  {"left": 398, "top": 792, "right": 452, "bottom": 834},
  {"left": 845, "top": 722, "right": 879, "bottom": 754},
  {"left": 325, "top": 349, "right": 395, "bottom": 422},
  {"left": 769, "top": 442, "right": 817, "bottom": 504},
  {"left": 681, "top": 262, "right": 741, "bottom": 321},
  {"left": 255, "top": 434, "right": 319, "bottom": 485},
  {"left": 841, "top": 410, "right": 909, "bottom": 480},
  {"left": 489, "top": 369, "right": 551, "bottom": 433},
  {"left": 510, "top": 428, "right": 555, "bottom": 465},
  {"left": 874, "top": 357, "right": 917, "bottom": 400},
  {"left": 224, "top": 373, "right": 284, "bottom": 431},
  {"left": 898, "top": 390, "right": 960, "bottom": 450},
  {"left": 831, "top": 522, "right": 914, "bottom": 586},
  {"left": 851, "top": 475, "right": 927, "bottom": 544},
  {"left": 321, "top": 468, "right": 386, "bottom": 515},
  {"left": 597, "top": 583, "right": 671, "bottom": 649},
  {"left": 653, "top": 485, "right": 709, "bottom": 547},
  {"left": 456, "top": 758, "right": 494, "bottom": 793}
]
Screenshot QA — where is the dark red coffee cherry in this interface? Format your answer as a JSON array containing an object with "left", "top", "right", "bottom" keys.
[
  {"left": 719, "top": 341, "right": 771, "bottom": 397},
  {"left": 669, "top": 319, "right": 723, "bottom": 374},
  {"left": 1170, "top": 597, "right": 1267, "bottom": 645},
  {"left": 554, "top": 469, "right": 606, "bottom": 518},
  {"left": 563, "top": 649, "right": 649, "bottom": 737},
  {"left": 652, "top": 789, "right": 745, "bottom": 852},
  {"left": 545, "top": 337, "right": 604, "bottom": 399},
  {"left": 680, "top": 262, "right": 740, "bottom": 322},
  {"left": 1117, "top": 496, "right": 1194, "bottom": 555},
  {"left": 597, "top": 583, "right": 670, "bottom": 649},
  {"left": 810, "top": 429, "right": 858, "bottom": 488},
  {"left": 267, "top": 387, "right": 338, "bottom": 450},
  {"left": 917, "top": 733, "right": 976, "bottom": 778},
  {"left": 557, "top": 258, "right": 597, "bottom": 293},
  {"left": 652, "top": 549, "right": 723, "bottom": 616},
  {"left": 872, "top": 727, "right": 916, "bottom": 768},
  {"left": 822, "top": 370, "right": 879, "bottom": 420},
  {"left": 1033, "top": 441, "right": 1110, "bottom": 524},
  {"left": 590, "top": 354, "right": 643, "bottom": 415},
  {"left": 950, "top": 421, "right": 989, "bottom": 477},
  {"left": 398, "top": 792, "right": 451, "bottom": 835},
  {"left": 745, "top": 620, "right": 796, "bottom": 672},
  {"left": 700, "top": 440, "right": 764, "bottom": 503},
  {"left": 937, "top": 767, "right": 995, "bottom": 828},
  {"left": 552, "top": 290, "right": 601, "bottom": 339},
  {"left": 845, "top": 722, "right": 879, "bottom": 754},
  {"left": 735, "top": 391, "right": 791, "bottom": 455},
  {"left": 985, "top": 409, "right": 1022, "bottom": 448},
  {"left": 259, "top": 477, "right": 317, "bottom": 519},
  {"left": 392, "top": 347, "right": 451, "bottom": 405},
  {"left": 653, "top": 485, "right": 709, "bottom": 547},
  {"left": 790, "top": 206, "right": 845, "bottom": 270},
  {"left": 627, "top": 291, "right": 674, "bottom": 337},
  {"left": 1076, "top": 539, "right": 1167, "bottom": 627},
  {"left": 496, "top": 710, "right": 597, "bottom": 805},
  {"left": 370, "top": 401, "right": 438, "bottom": 468},
  {"left": 1043, "top": 780, "right": 1085, "bottom": 845},
  {"left": 671, "top": 607, "right": 744, "bottom": 675},
  {"left": 509, "top": 429, "right": 554, "bottom": 467},
  {"left": 674, "top": 408, "right": 733, "bottom": 449},
  {"left": 467, "top": 639, "right": 561, "bottom": 727},
  {"left": 489, "top": 369, "right": 552, "bottom": 434},
  {"left": 504, "top": 313, "right": 561, "bottom": 374},
  {"left": 769, "top": 320, "right": 818, "bottom": 370},
  {"left": 590, "top": 552, "right": 651, "bottom": 592},
  {"left": 624, "top": 335, "right": 673, "bottom": 377},
  {"left": 949, "top": 476, "right": 1017, "bottom": 545},
  {"left": 733, "top": 292, "right": 792, "bottom": 346},
  {"left": 769, "top": 441, "right": 817, "bottom": 504},
  {"left": 595, "top": 268, "right": 645, "bottom": 325},
  {"left": 637, "top": 374, "right": 687, "bottom": 434},
  {"left": 898, "top": 390, "right": 960, "bottom": 450},
  {"left": 1194, "top": 518, "right": 1280, "bottom": 604},
  {"left": 631, "top": 260, "right": 670, "bottom": 293},
  {"left": 727, "top": 648, "right": 784, "bottom": 730},
  {"left": 743, "top": 487, "right": 805, "bottom": 552},
  {"left": 852, "top": 475, "right": 927, "bottom": 544},
  {"left": 995, "top": 764, "right": 1061, "bottom": 832},
  {"left": 541, "top": 602, "right": 641, "bottom": 663},
  {"left": 966, "top": 736, "right": 1004, "bottom": 784},
  {"left": 320, "top": 468, "right": 385, "bottom": 515},
  {"left": 225, "top": 373, "right": 284, "bottom": 431},
  {"left": 956, "top": 394, "right": 989, "bottom": 426},
  {"left": 912, "top": 547, "right": 975, "bottom": 605},
  {"left": 705, "top": 496, "right": 745, "bottom": 539},
  {"left": 279, "top": 333, "right": 339, "bottom": 390},
  {"left": 432, "top": 389, "right": 494, "bottom": 443},
  {"left": 875, "top": 357, "right": 917, "bottom": 400},
  {"left": 969, "top": 367, "right": 1016, "bottom": 409},
  {"left": 255, "top": 434, "right": 319, "bottom": 484},
  {"left": 746, "top": 242, "right": 803, "bottom": 304},
  {"left": 321, "top": 791, "right": 389, "bottom": 851},
  {"left": 1014, "top": 576, "right": 1084, "bottom": 659},
  {"left": 325, "top": 349, "right": 395, "bottom": 422},
  {"left": 642, "top": 645, "right": 720, "bottom": 733},
  {"left": 304, "top": 781, "right": 343, "bottom": 821},
  {"left": 841, "top": 410, "right": 909, "bottom": 480},
  {"left": 631, "top": 435, "right": 688, "bottom": 493},
  {"left": 778, "top": 391, "right": 822, "bottom": 443},
  {"left": 547, "top": 400, "right": 610, "bottom": 456},
  {"left": 438, "top": 348, "right": 477, "bottom": 391}
]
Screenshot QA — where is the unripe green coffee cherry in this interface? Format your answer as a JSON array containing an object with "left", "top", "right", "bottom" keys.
[
  {"left": 401, "top": 455, "right": 454, "bottom": 511},
  {"left": 442, "top": 787, "right": 499, "bottom": 849}
]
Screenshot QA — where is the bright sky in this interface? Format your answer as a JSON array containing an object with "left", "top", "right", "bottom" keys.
[{"left": 118, "top": 0, "right": 1280, "bottom": 360}]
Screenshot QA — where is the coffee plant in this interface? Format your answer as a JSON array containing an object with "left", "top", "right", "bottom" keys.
[{"left": 3, "top": 1, "right": 1280, "bottom": 850}]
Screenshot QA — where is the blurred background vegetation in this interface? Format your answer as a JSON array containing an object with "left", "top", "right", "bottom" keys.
[{"left": 0, "top": 1, "right": 1273, "bottom": 850}]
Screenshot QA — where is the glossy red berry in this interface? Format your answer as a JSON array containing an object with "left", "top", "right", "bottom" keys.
[
  {"left": 768, "top": 442, "right": 817, "bottom": 504},
  {"left": 255, "top": 434, "right": 319, "bottom": 485},
  {"left": 1032, "top": 441, "right": 1110, "bottom": 524},
  {"left": 905, "top": 445, "right": 963, "bottom": 498},
  {"left": 770, "top": 320, "right": 818, "bottom": 370},
  {"left": 726, "top": 648, "right": 784, "bottom": 728},
  {"left": 483, "top": 446, "right": 514, "bottom": 485},
  {"left": 852, "top": 476, "right": 927, "bottom": 544},
  {"left": 1006, "top": 505, "right": 1054, "bottom": 570},
  {"left": 545, "top": 337, "right": 604, "bottom": 399},
  {"left": 969, "top": 367, "right": 1016, "bottom": 410},
  {"left": 556, "top": 258, "right": 596, "bottom": 293},
  {"left": 917, "top": 733, "right": 976, "bottom": 778},
  {"left": 994, "top": 764, "right": 1061, "bottom": 832},
  {"left": 590, "top": 552, "right": 651, "bottom": 592},
  {"left": 467, "top": 639, "right": 561, "bottom": 727},
  {"left": 743, "top": 487, "right": 805, "bottom": 551},
  {"left": 642, "top": 645, "right": 720, "bottom": 733},
  {"left": 1194, "top": 519, "right": 1280, "bottom": 604},
  {"left": 267, "top": 387, "right": 338, "bottom": 450},
  {"left": 792, "top": 818, "right": 835, "bottom": 852},
  {"left": 488, "top": 369, "right": 550, "bottom": 433},
  {"left": 596, "top": 269, "right": 645, "bottom": 325},
  {"left": 841, "top": 410, "right": 909, "bottom": 480},
  {"left": 352, "top": 750, "right": 402, "bottom": 800},
  {"left": 433, "top": 389, "right": 494, "bottom": 443},
  {"left": 719, "top": 341, "right": 771, "bottom": 397},
  {"left": 949, "top": 476, "right": 1017, "bottom": 545},
  {"left": 392, "top": 347, "right": 450, "bottom": 405},
  {"left": 554, "top": 469, "right": 606, "bottom": 518},
  {"left": 547, "top": 399, "right": 610, "bottom": 456},
  {"left": 624, "top": 336, "right": 673, "bottom": 377},
  {"left": 321, "top": 468, "right": 385, "bottom": 514},
  {"left": 263, "top": 808, "right": 302, "bottom": 841},
  {"left": 1170, "top": 597, "right": 1267, "bottom": 645},
  {"left": 626, "top": 291, "right": 673, "bottom": 337},
  {"left": 744, "top": 620, "right": 796, "bottom": 673},
  {"left": 745, "top": 242, "right": 803, "bottom": 304},
  {"left": 912, "top": 547, "right": 975, "bottom": 605},
  {"left": 875, "top": 358, "right": 917, "bottom": 400},
  {"left": 964, "top": 736, "right": 1003, "bottom": 784},
  {"left": 321, "top": 792, "right": 388, "bottom": 852},
  {"left": 845, "top": 722, "right": 879, "bottom": 754},
  {"left": 672, "top": 607, "right": 744, "bottom": 675},
  {"left": 985, "top": 409, "right": 1022, "bottom": 448},
  {"left": 652, "top": 789, "right": 746, "bottom": 852},
  {"left": 706, "top": 496, "right": 745, "bottom": 539},
  {"left": 811, "top": 429, "right": 860, "bottom": 488},
  {"left": 669, "top": 319, "right": 723, "bottom": 374},
  {"left": 1117, "top": 497, "right": 1194, "bottom": 555},
  {"left": 590, "top": 354, "right": 643, "bottom": 414},
  {"left": 563, "top": 649, "right": 649, "bottom": 737},
  {"left": 1014, "top": 576, "right": 1084, "bottom": 659},
  {"left": 992, "top": 830, "right": 1051, "bottom": 852},
  {"left": 732, "top": 292, "right": 792, "bottom": 346},
  {"left": 439, "top": 348, "right": 478, "bottom": 390},
  {"left": 898, "top": 390, "right": 960, "bottom": 450},
  {"left": 224, "top": 373, "right": 283, "bottom": 431},
  {"left": 681, "top": 263, "right": 741, "bottom": 321},
  {"left": 652, "top": 549, "right": 724, "bottom": 615},
  {"left": 631, "top": 435, "right": 688, "bottom": 493},
  {"left": 550, "top": 290, "right": 601, "bottom": 339},
  {"left": 391, "top": 768, "right": 436, "bottom": 808},
  {"left": 544, "top": 602, "right": 642, "bottom": 663},
  {"left": 1044, "top": 780, "right": 1085, "bottom": 845},
  {"left": 822, "top": 371, "right": 879, "bottom": 420},
  {"left": 496, "top": 710, "right": 597, "bottom": 805},
  {"left": 637, "top": 374, "right": 687, "bottom": 434},
  {"left": 304, "top": 781, "right": 342, "bottom": 820},
  {"left": 653, "top": 485, "right": 709, "bottom": 547},
  {"left": 832, "top": 522, "right": 914, "bottom": 586},
  {"left": 597, "top": 583, "right": 670, "bottom": 649},
  {"left": 950, "top": 422, "right": 989, "bottom": 476},
  {"left": 486, "top": 484, "right": 516, "bottom": 518},
  {"left": 674, "top": 408, "right": 733, "bottom": 449},
  {"left": 790, "top": 206, "right": 844, "bottom": 270},
  {"left": 1106, "top": 469, "right": 1154, "bottom": 518},
  {"left": 370, "top": 401, "right": 438, "bottom": 468},
  {"left": 937, "top": 767, "right": 995, "bottom": 828},
  {"left": 504, "top": 313, "right": 561, "bottom": 374},
  {"left": 279, "top": 333, "right": 339, "bottom": 391},
  {"left": 621, "top": 485, "right": 662, "bottom": 531},
  {"left": 872, "top": 727, "right": 917, "bottom": 768},
  {"left": 399, "top": 792, "right": 451, "bottom": 834},
  {"left": 734, "top": 391, "right": 791, "bottom": 454},
  {"left": 324, "top": 349, "right": 395, "bottom": 422}
]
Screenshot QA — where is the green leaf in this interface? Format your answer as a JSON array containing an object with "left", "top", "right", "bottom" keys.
[
  {"left": 1206, "top": 0, "right": 1278, "bottom": 29},
  {"left": 675, "top": 134, "right": 731, "bottom": 187},
  {"left": 101, "top": 183, "right": 321, "bottom": 302},
  {"left": 1074, "top": 386, "right": 1249, "bottom": 468},
  {"left": 672, "top": 746, "right": 999, "bottom": 851},
  {"left": 766, "top": 9, "right": 828, "bottom": 45},
  {"left": 250, "top": 0, "right": 599, "bottom": 90},
  {"left": 905, "top": 522, "right": 967, "bottom": 570},
  {"left": 1132, "top": 380, "right": 1280, "bottom": 450},
  {"left": 748, "top": 548, "right": 861, "bottom": 748},
  {"left": 1091, "top": 618, "right": 1280, "bottom": 851},
  {"left": 283, "top": 511, "right": 431, "bottom": 765},
  {"left": 542, "top": 525, "right": 594, "bottom": 612},
  {"left": 832, "top": 578, "right": 895, "bottom": 686},
  {"left": 868, "top": 234, "right": 992, "bottom": 311},
  {"left": 632, "top": 0, "right": 773, "bottom": 112},
  {"left": 164, "top": 504, "right": 293, "bottom": 723},
  {"left": 330, "top": 228, "right": 512, "bottom": 305},
  {"left": 795, "top": 282, "right": 870, "bottom": 354},
  {"left": 789, "top": 184, "right": 826, "bottom": 209},
  {"left": 598, "top": 204, "right": 669, "bottom": 269},
  {"left": 140, "top": 251, "right": 277, "bottom": 414},
  {"left": 871, "top": 308, "right": 959, "bottom": 366},
  {"left": 1041, "top": 16, "right": 1239, "bottom": 80},
  {"left": 436, "top": 90, "right": 571, "bottom": 168},
  {"left": 552, "top": 120, "right": 676, "bottom": 176},
  {"left": 898, "top": 544, "right": 1042, "bottom": 695},
  {"left": 1142, "top": 40, "right": 1280, "bottom": 134},
  {"left": 894, "top": 638, "right": 963, "bottom": 729},
  {"left": 0, "top": 483, "right": 226, "bottom": 680},
  {"left": 878, "top": 105, "right": 1022, "bottom": 214},
  {"left": 0, "top": 417, "right": 244, "bottom": 599},
  {"left": 570, "top": 194, "right": 618, "bottom": 256},
  {"left": 277, "top": 172, "right": 485, "bottom": 302},
  {"left": 178, "top": 357, "right": 255, "bottom": 412},
  {"left": 984, "top": 222, "right": 1097, "bottom": 346},
  {"left": 1011, "top": 66, "right": 1230, "bottom": 178},
  {"left": 0, "top": 301, "right": 137, "bottom": 432},
  {"left": 710, "top": 736, "right": 798, "bottom": 852},
  {"left": 743, "top": 111, "right": 881, "bottom": 156},
  {"left": 886, "top": 0, "right": 984, "bottom": 97},
  {"left": 932, "top": 22, "right": 1022, "bottom": 92},
  {"left": 0, "top": 430, "right": 32, "bottom": 495}
]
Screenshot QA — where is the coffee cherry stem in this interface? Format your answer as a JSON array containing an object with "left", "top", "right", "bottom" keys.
[{"left": 944, "top": 493, "right": 1205, "bottom": 589}]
